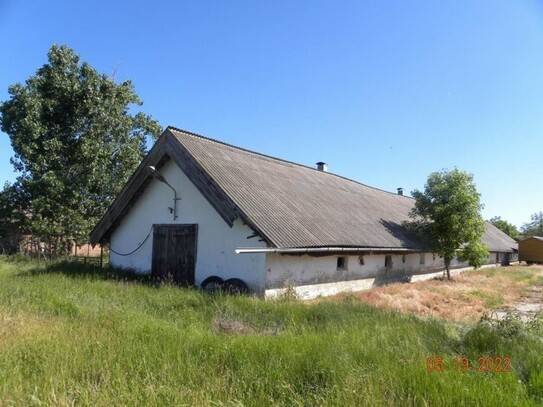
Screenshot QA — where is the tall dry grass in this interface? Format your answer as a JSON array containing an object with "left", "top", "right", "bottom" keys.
[{"left": 339, "top": 265, "right": 543, "bottom": 322}]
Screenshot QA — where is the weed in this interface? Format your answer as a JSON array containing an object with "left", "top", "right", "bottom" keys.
[
  {"left": 479, "top": 310, "right": 542, "bottom": 339},
  {"left": 276, "top": 280, "right": 299, "bottom": 302}
]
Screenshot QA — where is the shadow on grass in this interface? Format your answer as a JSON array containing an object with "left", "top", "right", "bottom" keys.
[{"left": 16, "top": 259, "right": 159, "bottom": 286}]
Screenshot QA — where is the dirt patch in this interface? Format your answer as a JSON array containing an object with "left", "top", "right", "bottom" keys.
[
  {"left": 212, "top": 315, "right": 281, "bottom": 336},
  {"left": 212, "top": 317, "right": 257, "bottom": 334},
  {"left": 329, "top": 265, "right": 543, "bottom": 323},
  {"left": 492, "top": 284, "right": 543, "bottom": 322}
]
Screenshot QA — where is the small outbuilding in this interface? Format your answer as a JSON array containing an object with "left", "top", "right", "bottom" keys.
[
  {"left": 90, "top": 127, "right": 518, "bottom": 299},
  {"left": 519, "top": 236, "right": 543, "bottom": 264}
]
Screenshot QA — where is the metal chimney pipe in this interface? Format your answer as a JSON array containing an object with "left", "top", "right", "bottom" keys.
[{"left": 316, "top": 162, "right": 328, "bottom": 172}]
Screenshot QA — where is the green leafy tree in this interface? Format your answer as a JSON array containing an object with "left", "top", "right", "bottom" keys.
[
  {"left": 0, "top": 45, "right": 162, "bottom": 250},
  {"left": 521, "top": 212, "right": 543, "bottom": 238},
  {"left": 406, "top": 168, "right": 489, "bottom": 279},
  {"left": 0, "top": 182, "right": 29, "bottom": 254},
  {"left": 488, "top": 216, "right": 520, "bottom": 241}
]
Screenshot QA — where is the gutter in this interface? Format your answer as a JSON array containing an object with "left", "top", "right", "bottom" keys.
[{"left": 235, "top": 247, "right": 421, "bottom": 254}]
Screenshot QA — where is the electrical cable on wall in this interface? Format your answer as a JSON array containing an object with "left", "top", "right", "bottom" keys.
[{"left": 107, "top": 225, "right": 153, "bottom": 256}]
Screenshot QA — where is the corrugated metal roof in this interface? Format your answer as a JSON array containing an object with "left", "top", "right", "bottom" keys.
[
  {"left": 483, "top": 222, "right": 518, "bottom": 252},
  {"left": 168, "top": 128, "right": 516, "bottom": 252}
]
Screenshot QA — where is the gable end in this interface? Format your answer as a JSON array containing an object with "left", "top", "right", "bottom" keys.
[
  {"left": 166, "top": 131, "right": 239, "bottom": 227},
  {"left": 90, "top": 129, "right": 275, "bottom": 247},
  {"left": 89, "top": 136, "right": 167, "bottom": 245}
]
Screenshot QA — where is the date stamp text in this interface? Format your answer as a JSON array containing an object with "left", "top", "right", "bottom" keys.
[{"left": 425, "top": 356, "right": 511, "bottom": 373}]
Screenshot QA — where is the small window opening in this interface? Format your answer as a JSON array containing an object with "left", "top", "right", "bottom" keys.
[
  {"left": 433, "top": 253, "right": 436, "bottom": 261},
  {"left": 359, "top": 255, "right": 365, "bottom": 265},
  {"left": 402, "top": 254, "right": 406, "bottom": 263},
  {"left": 337, "top": 256, "right": 347, "bottom": 270},
  {"left": 385, "top": 255, "right": 393, "bottom": 268},
  {"left": 419, "top": 254, "right": 425, "bottom": 265}
]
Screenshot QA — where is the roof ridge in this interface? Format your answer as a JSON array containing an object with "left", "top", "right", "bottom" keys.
[{"left": 167, "top": 126, "right": 414, "bottom": 200}]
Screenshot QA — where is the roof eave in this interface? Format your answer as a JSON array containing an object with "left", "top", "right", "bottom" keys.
[{"left": 235, "top": 247, "right": 423, "bottom": 254}]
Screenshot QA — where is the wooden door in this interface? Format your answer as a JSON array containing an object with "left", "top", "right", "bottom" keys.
[{"left": 151, "top": 224, "right": 197, "bottom": 285}]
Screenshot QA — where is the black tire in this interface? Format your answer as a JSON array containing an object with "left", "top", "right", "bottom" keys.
[
  {"left": 201, "top": 276, "right": 224, "bottom": 292},
  {"left": 223, "top": 278, "right": 249, "bottom": 295}
]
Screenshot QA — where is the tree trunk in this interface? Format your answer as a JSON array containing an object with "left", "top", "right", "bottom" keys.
[{"left": 445, "top": 257, "right": 451, "bottom": 280}]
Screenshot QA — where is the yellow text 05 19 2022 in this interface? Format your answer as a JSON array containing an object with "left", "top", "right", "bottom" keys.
[{"left": 425, "top": 356, "right": 511, "bottom": 373}]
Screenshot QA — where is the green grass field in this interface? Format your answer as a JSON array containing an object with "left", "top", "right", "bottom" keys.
[{"left": 0, "top": 257, "right": 542, "bottom": 406}]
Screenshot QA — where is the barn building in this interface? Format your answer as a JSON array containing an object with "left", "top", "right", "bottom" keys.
[{"left": 90, "top": 127, "right": 518, "bottom": 299}]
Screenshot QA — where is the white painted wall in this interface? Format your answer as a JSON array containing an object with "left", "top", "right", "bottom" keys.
[
  {"left": 265, "top": 278, "right": 377, "bottom": 300},
  {"left": 109, "top": 159, "right": 267, "bottom": 290},
  {"left": 264, "top": 252, "right": 486, "bottom": 290},
  {"left": 263, "top": 252, "right": 511, "bottom": 299},
  {"left": 265, "top": 263, "right": 500, "bottom": 301}
]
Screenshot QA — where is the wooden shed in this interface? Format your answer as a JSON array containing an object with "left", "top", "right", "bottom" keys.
[{"left": 519, "top": 237, "right": 543, "bottom": 264}]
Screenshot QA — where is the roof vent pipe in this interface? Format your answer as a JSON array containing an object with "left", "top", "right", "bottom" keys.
[
  {"left": 397, "top": 187, "right": 403, "bottom": 196},
  {"left": 316, "top": 162, "right": 328, "bottom": 172}
]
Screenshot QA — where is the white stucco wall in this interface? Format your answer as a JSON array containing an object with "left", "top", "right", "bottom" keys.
[
  {"left": 264, "top": 252, "right": 467, "bottom": 290},
  {"left": 263, "top": 252, "right": 502, "bottom": 300},
  {"left": 109, "top": 159, "right": 267, "bottom": 290}
]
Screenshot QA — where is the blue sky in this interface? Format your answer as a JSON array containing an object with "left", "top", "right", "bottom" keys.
[{"left": 1, "top": 1, "right": 542, "bottom": 228}]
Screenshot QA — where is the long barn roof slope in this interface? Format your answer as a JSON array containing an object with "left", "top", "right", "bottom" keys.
[{"left": 90, "top": 127, "right": 518, "bottom": 253}]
